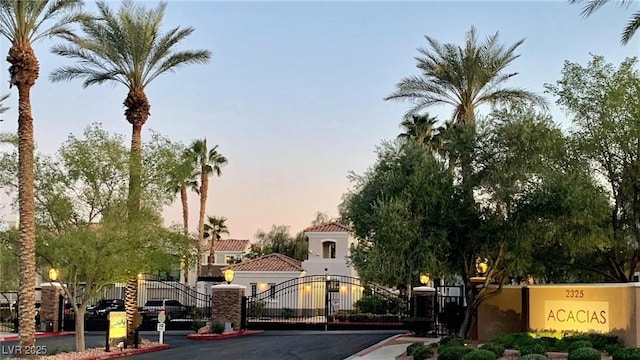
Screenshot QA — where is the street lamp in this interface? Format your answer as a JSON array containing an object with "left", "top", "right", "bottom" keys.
[
  {"left": 419, "top": 274, "right": 430, "bottom": 286},
  {"left": 224, "top": 269, "right": 235, "bottom": 284},
  {"left": 48, "top": 268, "right": 59, "bottom": 282},
  {"left": 476, "top": 258, "right": 488, "bottom": 276}
]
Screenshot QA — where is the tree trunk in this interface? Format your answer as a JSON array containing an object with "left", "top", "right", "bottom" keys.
[
  {"left": 74, "top": 310, "right": 85, "bottom": 352},
  {"left": 127, "top": 122, "right": 143, "bottom": 214},
  {"left": 180, "top": 184, "right": 189, "bottom": 283},
  {"left": 199, "top": 169, "right": 209, "bottom": 263},
  {"left": 458, "top": 302, "right": 476, "bottom": 338},
  {"left": 17, "top": 81, "right": 37, "bottom": 355},
  {"left": 124, "top": 277, "right": 138, "bottom": 346}
]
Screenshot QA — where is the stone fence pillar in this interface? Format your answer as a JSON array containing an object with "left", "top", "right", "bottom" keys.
[
  {"left": 40, "top": 282, "right": 65, "bottom": 332},
  {"left": 211, "top": 284, "right": 246, "bottom": 331}
]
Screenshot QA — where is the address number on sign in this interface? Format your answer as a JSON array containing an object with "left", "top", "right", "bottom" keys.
[{"left": 157, "top": 323, "right": 166, "bottom": 332}]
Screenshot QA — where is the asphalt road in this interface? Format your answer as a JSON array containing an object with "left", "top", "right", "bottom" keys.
[{"left": 1, "top": 330, "right": 404, "bottom": 360}]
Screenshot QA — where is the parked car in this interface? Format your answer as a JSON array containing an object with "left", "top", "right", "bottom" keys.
[
  {"left": 141, "top": 299, "right": 186, "bottom": 322},
  {"left": 87, "top": 299, "right": 125, "bottom": 319}
]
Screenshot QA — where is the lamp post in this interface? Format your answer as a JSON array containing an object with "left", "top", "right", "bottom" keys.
[
  {"left": 48, "top": 268, "right": 59, "bottom": 282},
  {"left": 419, "top": 274, "right": 430, "bottom": 287},
  {"left": 224, "top": 269, "right": 235, "bottom": 284}
]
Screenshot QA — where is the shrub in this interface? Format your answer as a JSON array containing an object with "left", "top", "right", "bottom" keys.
[
  {"left": 403, "top": 317, "right": 433, "bottom": 337},
  {"left": 521, "top": 354, "right": 549, "bottom": 360},
  {"left": 406, "top": 343, "right": 434, "bottom": 360},
  {"left": 440, "top": 335, "right": 466, "bottom": 347},
  {"left": 281, "top": 308, "right": 294, "bottom": 319},
  {"left": 568, "top": 347, "right": 601, "bottom": 360},
  {"left": 191, "top": 320, "right": 205, "bottom": 333},
  {"left": 538, "top": 337, "right": 565, "bottom": 352},
  {"left": 520, "top": 342, "right": 548, "bottom": 356},
  {"left": 491, "top": 333, "right": 534, "bottom": 350},
  {"left": 354, "top": 294, "right": 405, "bottom": 314},
  {"left": 479, "top": 342, "right": 505, "bottom": 357},
  {"left": 613, "top": 347, "right": 640, "bottom": 360},
  {"left": 210, "top": 320, "right": 225, "bottom": 334},
  {"left": 461, "top": 349, "right": 496, "bottom": 360},
  {"left": 438, "top": 346, "right": 475, "bottom": 360},
  {"left": 568, "top": 340, "right": 593, "bottom": 353},
  {"left": 605, "top": 344, "right": 626, "bottom": 356}
]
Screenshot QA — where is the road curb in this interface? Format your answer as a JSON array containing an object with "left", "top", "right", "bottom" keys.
[
  {"left": 353, "top": 332, "right": 410, "bottom": 357},
  {"left": 0, "top": 331, "right": 75, "bottom": 342},
  {"left": 82, "top": 344, "right": 170, "bottom": 360},
  {"left": 186, "top": 330, "right": 263, "bottom": 340}
]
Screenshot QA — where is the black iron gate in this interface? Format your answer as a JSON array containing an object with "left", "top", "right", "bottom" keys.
[
  {"left": 242, "top": 275, "right": 407, "bottom": 330},
  {"left": 434, "top": 285, "right": 466, "bottom": 336}
]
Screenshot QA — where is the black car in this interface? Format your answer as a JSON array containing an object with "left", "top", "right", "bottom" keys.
[{"left": 87, "top": 299, "right": 125, "bottom": 319}]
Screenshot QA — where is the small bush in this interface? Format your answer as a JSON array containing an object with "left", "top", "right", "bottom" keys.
[
  {"left": 491, "top": 333, "right": 534, "bottom": 350},
  {"left": 406, "top": 343, "right": 434, "bottom": 360},
  {"left": 441, "top": 335, "right": 466, "bottom": 347},
  {"left": 461, "top": 349, "right": 496, "bottom": 360},
  {"left": 539, "top": 337, "right": 565, "bottom": 352},
  {"left": 568, "top": 347, "right": 601, "bottom": 360},
  {"left": 191, "top": 320, "right": 205, "bottom": 333},
  {"left": 605, "top": 344, "right": 626, "bottom": 356},
  {"left": 520, "top": 342, "right": 548, "bottom": 356},
  {"left": 479, "top": 342, "right": 505, "bottom": 357},
  {"left": 438, "top": 346, "right": 475, "bottom": 360},
  {"left": 568, "top": 340, "right": 593, "bottom": 353},
  {"left": 210, "top": 320, "right": 225, "bottom": 334},
  {"left": 613, "top": 347, "right": 640, "bottom": 360},
  {"left": 521, "top": 354, "right": 549, "bottom": 360}
]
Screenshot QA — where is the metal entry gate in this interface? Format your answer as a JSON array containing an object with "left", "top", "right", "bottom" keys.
[{"left": 242, "top": 275, "right": 408, "bottom": 330}]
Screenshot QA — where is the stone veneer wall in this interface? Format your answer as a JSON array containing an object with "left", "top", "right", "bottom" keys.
[
  {"left": 211, "top": 285, "right": 245, "bottom": 331},
  {"left": 40, "top": 283, "right": 63, "bottom": 332}
]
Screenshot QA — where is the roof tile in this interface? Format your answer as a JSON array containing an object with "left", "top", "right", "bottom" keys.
[
  {"left": 303, "top": 222, "right": 352, "bottom": 233},
  {"left": 203, "top": 239, "right": 250, "bottom": 252},
  {"left": 222, "top": 253, "right": 303, "bottom": 272}
]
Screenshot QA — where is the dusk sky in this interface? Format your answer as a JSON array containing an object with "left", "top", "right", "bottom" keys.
[{"left": 0, "top": 1, "right": 637, "bottom": 241}]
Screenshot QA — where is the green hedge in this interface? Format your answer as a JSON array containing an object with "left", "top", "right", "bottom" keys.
[
  {"left": 438, "top": 346, "right": 475, "bottom": 360},
  {"left": 568, "top": 347, "right": 601, "bottom": 360},
  {"left": 479, "top": 342, "right": 505, "bottom": 357},
  {"left": 461, "top": 349, "right": 496, "bottom": 360}
]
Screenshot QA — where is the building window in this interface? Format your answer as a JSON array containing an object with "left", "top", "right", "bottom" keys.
[
  {"left": 269, "top": 283, "right": 276, "bottom": 298},
  {"left": 322, "top": 241, "right": 336, "bottom": 259},
  {"left": 250, "top": 283, "right": 257, "bottom": 296},
  {"left": 225, "top": 255, "right": 235, "bottom": 264}
]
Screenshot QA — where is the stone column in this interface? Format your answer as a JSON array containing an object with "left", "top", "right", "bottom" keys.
[
  {"left": 211, "top": 284, "right": 246, "bottom": 331},
  {"left": 40, "top": 283, "right": 64, "bottom": 332},
  {"left": 412, "top": 286, "right": 436, "bottom": 332}
]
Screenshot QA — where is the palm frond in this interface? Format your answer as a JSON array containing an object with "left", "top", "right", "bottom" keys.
[
  {"left": 0, "top": 0, "right": 82, "bottom": 44},
  {"left": 622, "top": 10, "right": 640, "bottom": 44},
  {"left": 50, "top": 0, "right": 210, "bottom": 90}
]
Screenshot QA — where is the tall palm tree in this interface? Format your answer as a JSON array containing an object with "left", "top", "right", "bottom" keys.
[
  {"left": 49, "top": 0, "right": 211, "bottom": 343},
  {"left": 167, "top": 152, "right": 198, "bottom": 283},
  {"left": 385, "top": 26, "right": 546, "bottom": 127},
  {"left": 188, "top": 138, "right": 227, "bottom": 274},
  {"left": 203, "top": 215, "right": 229, "bottom": 265},
  {"left": 385, "top": 26, "right": 546, "bottom": 183},
  {"left": 0, "top": 0, "right": 81, "bottom": 349},
  {"left": 569, "top": 0, "right": 640, "bottom": 45},
  {"left": 397, "top": 113, "right": 439, "bottom": 153}
]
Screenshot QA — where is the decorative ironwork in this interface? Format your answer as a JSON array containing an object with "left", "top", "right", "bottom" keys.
[{"left": 243, "top": 275, "right": 408, "bottom": 330}]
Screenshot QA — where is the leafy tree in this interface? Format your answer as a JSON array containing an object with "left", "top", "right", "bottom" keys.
[
  {"left": 187, "top": 139, "right": 227, "bottom": 272},
  {"left": 0, "top": 124, "right": 192, "bottom": 350},
  {"left": 545, "top": 54, "right": 640, "bottom": 282},
  {"left": 569, "top": 0, "right": 640, "bottom": 45},
  {"left": 341, "top": 139, "right": 452, "bottom": 290},
  {"left": 0, "top": 227, "right": 19, "bottom": 303},
  {"left": 0, "top": 0, "right": 82, "bottom": 349},
  {"left": 0, "top": 93, "right": 16, "bottom": 145},
  {"left": 246, "top": 225, "right": 309, "bottom": 262}
]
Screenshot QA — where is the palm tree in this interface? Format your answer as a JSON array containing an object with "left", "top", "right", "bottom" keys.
[
  {"left": 397, "top": 113, "right": 439, "bottom": 153},
  {"left": 49, "top": 0, "right": 211, "bottom": 343},
  {"left": 203, "top": 215, "right": 229, "bottom": 265},
  {"left": 385, "top": 26, "right": 546, "bottom": 127},
  {"left": 385, "top": 26, "right": 546, "bottom": 183},
  {"left": 167, "top": 151, "right": 198, "bottom": 283},
  {"left": 569, "top": 0, "right": 640, "bottom": 45},
  {"left": 0, "top": 0, "right": 81, "bottom": 349},
  {"left": 188, "top": 138, "right": 227, "bottom": 274}
]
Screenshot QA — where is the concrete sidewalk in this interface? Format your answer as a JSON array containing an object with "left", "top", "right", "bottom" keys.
[{"left": 345, "top": 333, "right": 440, "bottom": 360}]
